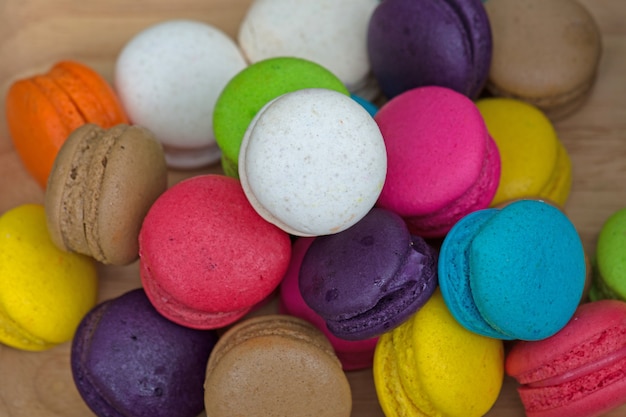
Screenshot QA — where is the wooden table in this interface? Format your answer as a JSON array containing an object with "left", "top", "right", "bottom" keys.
[{"left": 0, "top": 0, "right": 625, "bottom": 415}]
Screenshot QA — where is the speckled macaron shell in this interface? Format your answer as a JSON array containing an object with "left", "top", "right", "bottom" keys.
[
  {"left": 138, "top": 174, "right": 292, "bottom": 330},
  {"left": 278, "top": 237, "right": 379, "bottom": 370},
  {"left": 484, "top": 0, "right": 602, "bottom": 120},
  {"left": 439, "top": 200, "right": 587, "bottom": 341},
  {"left": 213, "top": 56, "right": 349, "bottom": 178},
  {"left": 45, "top": 123, "right": 168, "bottom": 265},
  {"left": 375, "top": 86, "right": 500, "bottom": 238},
  {"left": 367, "top": 0, "right": 492, "bottom": 99},
  {"left": 114, "top": 19, "right": 247, "bottom": 168},
  {"left": 72, "top": 288, "right": 219, "bottom": 417},
  {"left": 239, "top": 88, "right": 387, "bottom": 237},
  {"left": 299, "top": 208, "right": 438, "bottom": 341},
  {"left": 590, "top": 208, "right": 626, "bottom": 301},
  {"left": 476, "top": 97, "right": 572, "bottom": 207},
  {"left": 204, "top": 314, "right": 352, "bottom": 417},
  {"left": 238, "top": 0, "right": 380, "bottom": 100}
]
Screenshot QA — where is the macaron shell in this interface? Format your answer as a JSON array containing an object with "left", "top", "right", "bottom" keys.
[
  {"left": 485, "top": 0, "right": 602, "bottom": 119},
  {"left": 204, "top": 315, "right": 352, "bottom": 417},
  {"left": 239, "top": 88, "right": 387, "bottom": 237},
  {"left": 591, "top": 208, "right": 626, "bottom": 301},
  {"left": 48, "top": 61, "right": 129, "bottom": 126},
  {"left": 0, "top": 204, "right": 97, "bottom": 351}
]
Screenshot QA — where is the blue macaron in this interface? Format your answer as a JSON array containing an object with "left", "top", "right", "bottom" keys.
[{"left": 438, "top": 199, "right": 586, "bottom": 341}]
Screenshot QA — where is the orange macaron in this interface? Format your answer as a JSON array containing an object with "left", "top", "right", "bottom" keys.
[{"left": 5, "top": 60, "right": 128, "bottom": 188}]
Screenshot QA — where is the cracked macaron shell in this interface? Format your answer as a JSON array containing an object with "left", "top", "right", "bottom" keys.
[{"left": 45, "top": 123, "right": 167, "bottom": 265}]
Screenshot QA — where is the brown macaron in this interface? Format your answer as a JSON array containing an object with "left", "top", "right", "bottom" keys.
[
  {"left": 484, "top": 0, "right": 602, "bottom": 120},
  {"left": 204, "top": 314, "right": 352, "bottom": 417},
  {"left": 45, "top": 123, "right": 167, "bottom": 265}
]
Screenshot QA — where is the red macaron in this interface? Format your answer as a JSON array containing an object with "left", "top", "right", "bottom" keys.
[
  {"left": 138, "top": 174, "right": 292, "bottom": 329},
  {"left": 506, "top": 299, "right": 626, "bottom": 417}
]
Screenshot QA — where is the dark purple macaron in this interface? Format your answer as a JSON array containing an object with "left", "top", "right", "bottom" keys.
[
  {"left": 71, "top": 288, "right": 219, "bottom": 417},
  {"left": 367, "top": 0, "right": 492, "bottom": 99},
  {"left": 299, "top": 207, "right": 438, "bottom": 341}
]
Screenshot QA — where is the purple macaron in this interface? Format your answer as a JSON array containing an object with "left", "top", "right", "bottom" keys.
[
  {"left": 367, "top": 0, "right": 492, "bottom": 99},
  {"left": 71, "top": 288, "right": 219, "bottom": 417},
  {"left": 299, "top": 207, "right": 439, "bottom": 341}
]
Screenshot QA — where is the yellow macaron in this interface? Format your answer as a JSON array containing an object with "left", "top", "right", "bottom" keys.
[
  {"left": 373, "top": 289, "right": 504, "bottom": 417},
  {"left": 0, "top": 204, "right": 98, "bottom": 351},
  {"left": 476, "top": 97, "right": 572, "bottom": 207}
]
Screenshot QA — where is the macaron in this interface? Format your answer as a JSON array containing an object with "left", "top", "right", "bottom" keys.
[
  {"left": 138, "top": 174, "right": 292, "bottom": 329},
  {"left": 5, "top": 60, "right": 128, "bottom": 188},
  {"left": 590, "top": 207, "right": 626, "bottom": 302},
  {"left": 203, "top": 314, "right": 352, "bottom": 417},
  {"left": 45, "top": 123, "right": 168, "bottom": 265},
  {"left": 367, "top": 0, "right": 492, "bottom": 99},
  {"left": 238, "top": 0, "right": 380, "bottom": 100},
  {"left": 213, "top": 56, "right": 349, "bottom": 178},
  {"left": 476, "top": 97, "right": 572, "bottom": 208},
  {"left": 0, "top": 204, "right": 98, "bottom": 351},
  {"left": 375, "top": 86, "right": 501, "bottom": 238},
  {"left": 239, "top": 88, "right": 387, "bottom": 237},
  {"left": 484, "top": 0, "right": 602, "bottom": 120},
  {"left": 114, "top": 19, "right": 247, "bottom": 169},
  {"left": 71, "top": 288, "right": 219, "bottom": 417},
  {"left": 299, "top": 207, "right": 439, "bottom": 341},
  {"left": 438, "top": 199, "right": 587, "bottom": 341},
  {"left": 373, "top": 289, "right": 504, "bottom": 417},
  {"left": 278, "top": 237, "right": 379, "bottom": 370},
  {"left": 506, "top": 299, "right": 626, "bottom": 417}
]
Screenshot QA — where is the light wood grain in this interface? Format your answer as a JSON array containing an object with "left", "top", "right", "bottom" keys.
[{"left": 0, "top": 0, "right": 625, "bottom": 416}]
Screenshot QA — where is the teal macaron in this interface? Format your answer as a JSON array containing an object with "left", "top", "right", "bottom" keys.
[
  {"left": 212, "top": 56, "right": 349, "bottom": 178},
  {"left": 590, "top": 207, "right": 626, "bottom": 301},
  {"left": 438, "top": 199, "right": 586, "bottom": 341}
]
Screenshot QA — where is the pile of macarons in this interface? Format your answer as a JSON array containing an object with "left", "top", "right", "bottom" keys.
[{"left": 2, "top": 0, "right": 623, "bottom": 417}]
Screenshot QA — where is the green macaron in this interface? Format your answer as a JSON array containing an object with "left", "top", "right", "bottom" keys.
[
  {"left": 591, "top": 207, "right": 626, "bottom": 301},
  {"left": 212, "top": 56, "right": 349, "bottom": 177}
]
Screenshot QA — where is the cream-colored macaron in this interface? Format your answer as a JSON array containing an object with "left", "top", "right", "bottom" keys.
[{"left": 238, "top": 88, "right": 387, "bottom": 237}]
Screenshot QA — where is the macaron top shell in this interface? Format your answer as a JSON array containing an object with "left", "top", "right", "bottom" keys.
[
  {"left": 114, "top": 19, "right": 247, "bottom": 168},
  {"left": 204, "top": 314, "right": 352, "bottom": 417},
  {"left": 213, "top": 56, "right": 349, "bottom": 178},
  {"left": 238, "top": 0, "right": 379, "bottom": 98},
  {"left": 239, "top": 88, "right": 387, "bottom": 237},
  {"left": 591, "top": 207, "right": 626, "bottom": 301},
  {"left": 138, "top": 174, "right": 292, "bottom": 329},
  {"left": 367, "top": 0, "right": 492, "bottom": 99}
]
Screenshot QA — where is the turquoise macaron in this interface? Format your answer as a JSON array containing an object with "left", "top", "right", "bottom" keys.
[
  {"left": 438, "top": 199, "right": 586, "bottom": 341},
  {"left": 590, "top": 207, "right": 626, "bottom": 301}
]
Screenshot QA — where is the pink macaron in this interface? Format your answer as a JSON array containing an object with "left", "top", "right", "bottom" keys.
[
  {"left": 278, "top": 237, "right": 378, "bottom": 371},
  {"left": 506, "top": 299, "right": 626, "bottom": 417},
  {"left": 138, "top": 174, "right": 292, "bottom": 329},
  {"left": 375, "top": 86, "right": 501, "bottom": 238}
]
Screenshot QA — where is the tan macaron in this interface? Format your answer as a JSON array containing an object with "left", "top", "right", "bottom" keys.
[
  {"left": 485, "top": 0, "right": 602, "bottom": 120},
  {"left": 204, "top": 314, "right": 352, "bottom": 417},
  {"left": 45, "top": 123, "right": 167, "bottom": 265}
]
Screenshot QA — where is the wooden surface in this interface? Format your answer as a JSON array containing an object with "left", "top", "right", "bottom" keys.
[{"left": 0, "top": 0, "right": 625, "bottom": 416}]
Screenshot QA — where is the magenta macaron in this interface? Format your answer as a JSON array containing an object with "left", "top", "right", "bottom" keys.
[{"left": 375, "top": 86, "right": 501, "bottom": 238}]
